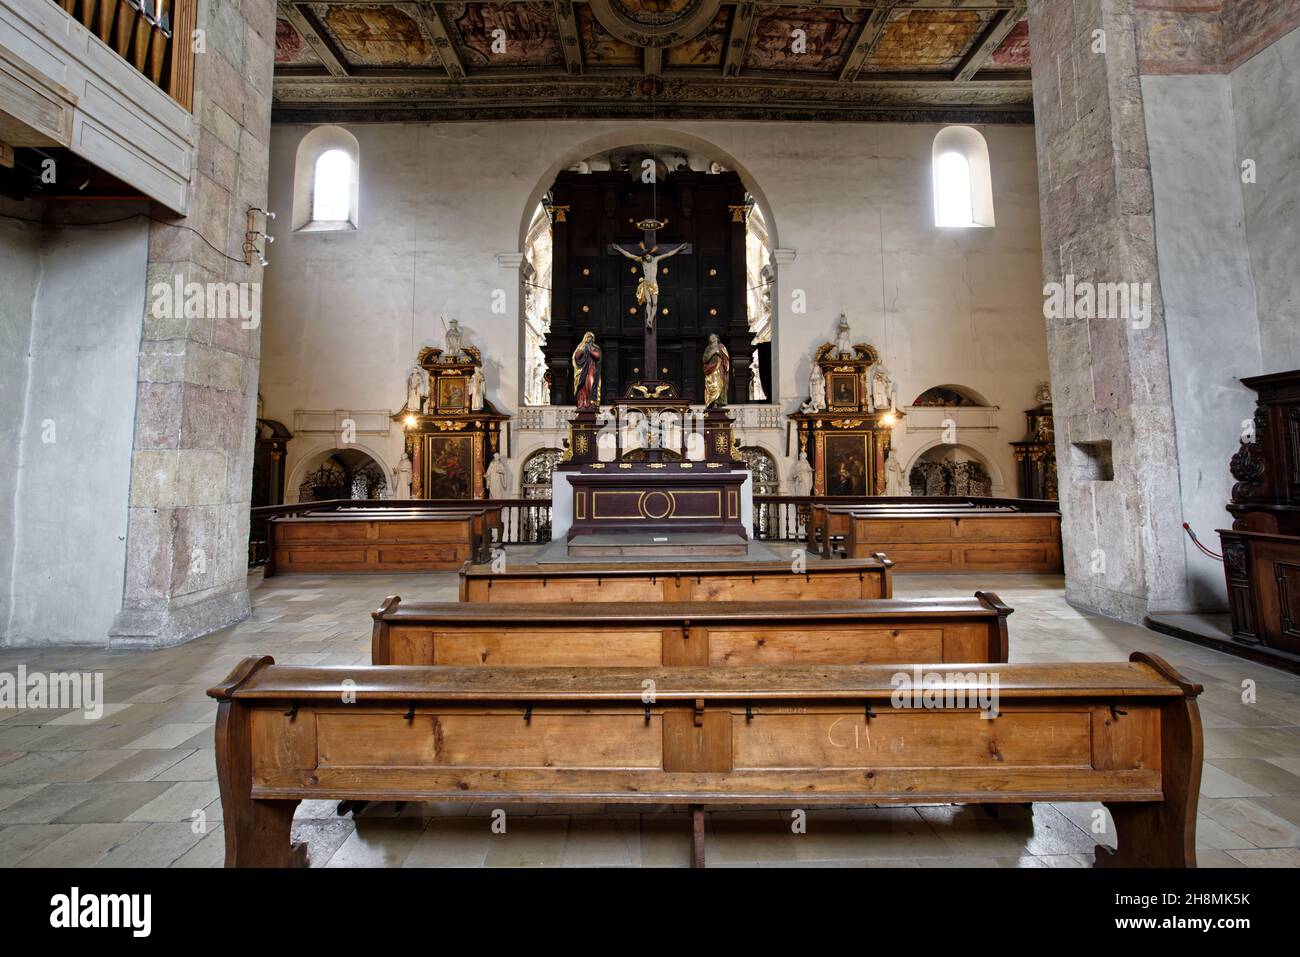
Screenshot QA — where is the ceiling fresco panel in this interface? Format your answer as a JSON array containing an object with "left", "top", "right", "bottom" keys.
[
  {"left": 866, "top": 9, "right": 992, "bottom": 73},
  {"left": 744, "top": 6, "right": 862, "bottom": 74},
  {"left": 578, "top": 4, "right": 642, "bottom": 67},
  {"left": 988, "top": 18, "right": 1031, "bottom": 69},
  {"left": 275, "top": 18, "right": 322, "bottom": 66},
  {"left": 450, "top": 2, "right": 566, "bottom": 69},
  {"left": 664, "top": 7, "right": 731, "bottom": 68},
  {"left": 309, "top": 3, "right": 435, "bottom": 68}
]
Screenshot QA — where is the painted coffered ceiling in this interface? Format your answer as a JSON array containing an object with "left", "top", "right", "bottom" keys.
[{"left": 272, "top": 1, "right": 1033, "bottom": 123}]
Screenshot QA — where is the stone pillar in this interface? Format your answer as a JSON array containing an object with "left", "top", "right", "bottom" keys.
[
  {"left": 111, "top": 0, "right": 275, "bottom": 647},
  {"left": 1026, "top": 0, "right": 1188, "bottom": 621}
]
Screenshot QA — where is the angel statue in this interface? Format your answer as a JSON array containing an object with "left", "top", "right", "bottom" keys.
[
  {"left": 610, "top": 242, "right": 689, "bottom": 330},
  {"left": 572, "top": 331, "right": 602, "bottom": 410},
  {"left": 702, "top": 334, "right": 731, "bottom": 409}
]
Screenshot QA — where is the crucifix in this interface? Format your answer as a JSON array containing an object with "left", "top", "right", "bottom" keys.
[{"left": 609, "top": 218, "right": 691, "bottom": 382}]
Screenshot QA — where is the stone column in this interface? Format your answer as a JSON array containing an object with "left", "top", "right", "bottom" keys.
[
  {"left": 1026, "top": 0, "right": 1188, "bottom": 621},
  {"left": 111, "top": 0, "right": 275, "bottom": 647}
]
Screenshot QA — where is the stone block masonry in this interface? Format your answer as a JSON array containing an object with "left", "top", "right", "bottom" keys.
[{"left": 111, "top": 0, "right": 276, "bottom": 648}]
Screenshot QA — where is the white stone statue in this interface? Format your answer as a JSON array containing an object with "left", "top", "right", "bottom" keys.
[
  {"left": 800, "top": 363, "right": 827, "bottom": 414},
  {"left": 834, "top": 313, "right": 853, "bottom": 357},
  {"left": 486, "top": 453, "right": 510, "bottom": 500},
  {"left": 470, "top": 366, "right": 486, "bottom": 411},
  {"left": 443, "top": 318, "right": 464, "bottom": 360},
  {"left": 395, "top": 451, "right": 413, "bottom": 500},
  {"left": 791, "top": 450, "right": 814, "bottom": 495},
  {"left": 870, "top": 361, "right": 897, "bottom": 412},
  {"left": 405, "top": 365, "right": 425, "bottom": 413},
  {"left": 532, "top": 364, "right": 550, "bottom": 406},
  {"left": 884, "top": 448, "right": 907, "bottom": 496}
]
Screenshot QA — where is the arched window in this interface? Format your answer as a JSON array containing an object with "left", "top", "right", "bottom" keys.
[
  {"left": 292, "top": 126, "right": 360, "bottom": 231},
  {"left": 312, "top": 150, "right": 353, "bottom": 223},
  {"left": 934, "top": 152, "right": 974, "bottom": 227},
  {"left": 932, "top": 127, "right": 994, "bottom": 229}
]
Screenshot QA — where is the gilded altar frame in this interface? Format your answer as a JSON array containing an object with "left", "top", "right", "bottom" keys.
[{"left": 390, "top": 348, "right": 510, "bottom": 500}]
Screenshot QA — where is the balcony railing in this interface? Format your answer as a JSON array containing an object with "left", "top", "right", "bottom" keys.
[{"left": 54, "top": 0, "right": 195, "bottom": 108}]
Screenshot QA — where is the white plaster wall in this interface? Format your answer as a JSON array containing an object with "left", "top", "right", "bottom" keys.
[
  {"left": 261, "top": 120, "right": 1049, "bottom": 495},
  {"left": 1143, "top": 73, "right": 1262, "bottom": 610},
  {"left": 2, "top": 218, "right": 148, "bottom": 645},
  {"left": 0, "top": 205, "right": 43, "bottom": 635},
  {"left": 1232, "top": 26, "right": 1300, "bottom": 367},
  {"left": 1143, "top": 26, "right": 1300, "bottom": 611}
]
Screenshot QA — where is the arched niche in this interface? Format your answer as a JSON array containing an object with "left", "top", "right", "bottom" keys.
[
  {"left": 285, "top": 443, "right": 391, "bottom": 503},
  {"left": 910, "top": 384, "right": 992, "bottom": 407},
  {"left": 292, "top": 125, "right": 361, "bottom": 231},
  {"left": 904, "top": 440, "right": 1005, "bottom": 496}
]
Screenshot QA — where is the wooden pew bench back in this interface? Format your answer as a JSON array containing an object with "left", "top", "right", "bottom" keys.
[
  {"left": 209, "top": 654, "right": 1203, "bottom": 868},
  {"left": 371, "top": 594, "right": 1013, "bottom": 667},
  {"left": 458, "top": 556, "right": 894, "bottom": 603}
]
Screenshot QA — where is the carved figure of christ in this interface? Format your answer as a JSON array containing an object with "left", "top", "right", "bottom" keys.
[{"left": 610, "top": 242, "right": 690, "bottom": 333}]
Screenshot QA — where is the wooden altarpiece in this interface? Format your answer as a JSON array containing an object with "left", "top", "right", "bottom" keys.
[
  {"left": 789, "top": 343, "right": 900, "bottom": 496},
  {"left": 394, "top": 346, "right": 509, "bottom": 500}
]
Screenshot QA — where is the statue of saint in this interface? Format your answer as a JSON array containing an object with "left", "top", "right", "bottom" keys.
[
  {"left": 443, "top": 318, "right": 464, "bottom": 360},
  {"left": 702, "top": 334, "right": 730, "bottom": 408},
  {"left": 572, "top": 332, "right": 602, "bottom": 410},
  {"left": 800, "top": 363, "right": 827, "bottom": 414},
  {"left": 486, "top": 453, "right": 510, "bottom": 500},
  {"left": 791, "top": 450, "right": 814, "bottom": 495},
  {"left": 610, "top": 243, "right": 689, "bottom": 330},
  {"left": 405, "top": 366, "right": 425, "bottom": 414},
  {"left": 884, "top": 448, "right": 907, "bottom": 496},
  {"left": 834, "top": 313, "right": 853, "bottom": 357},
  {"left": 396, "top": 451, "right": 413, "bottom": 500},
  {"left": 870, "top": 362, "right": 897, "bottom": 412},
  {"left": 470, "top": 366, "right": 486, "bottom": 411}
]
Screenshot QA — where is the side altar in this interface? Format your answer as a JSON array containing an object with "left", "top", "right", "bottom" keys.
[
  {"left": 788, "top": 316, "right": 905, "bottom": 497},
  {"left": 390, "top": 324, "right": 510, "bottom": 500},
  {"left": 552, "top": 219, "right": 751, "bottom": 549}
]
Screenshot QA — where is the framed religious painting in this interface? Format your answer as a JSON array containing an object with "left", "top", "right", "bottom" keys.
[
  {"left": 423, "top": 434, "right": 473, "bottom": 499},
  {"left": 823, "top": 433, "right": 871, "bottom": 496},
  {"left": 436, "top": 375, "right": 470, "bottom": 412},
  {"left": 827, "top": 371, "right": 859, "bottom": 410}
]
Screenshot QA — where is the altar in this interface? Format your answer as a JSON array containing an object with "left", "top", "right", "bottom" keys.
[
  {"left": 554, "top": 215, "right": 751, "bottom": 553},
  {"left": 551, "top": 467, "right": 753, "bottom": 541}
]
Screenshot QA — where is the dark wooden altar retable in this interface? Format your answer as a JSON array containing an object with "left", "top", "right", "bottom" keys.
[
  {"left": 1218, "top": 369, "right": 1300, "bottom": 658},
  {"left": 1010, "top": 400, "right": 1058, "bottom": 500}
]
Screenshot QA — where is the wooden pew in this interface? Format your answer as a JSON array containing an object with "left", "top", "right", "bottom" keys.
[
  {"left": 811, "top": 503, "right": 991, "bottom": 558},
  {"left": 843, "top": 508, "right": 1062, "bottom": 572},
  {"left": 371, "top": 593, "right": 1012, "bottom": 666},
  {"left": 267, "top": 506, "right": 501, "bottom": 576},
  {"left": 209, "top": 653, "right": 1203, "bottom": 868},
  {"left": 458, "top": 555, "right": 894, "bottom": 603}
]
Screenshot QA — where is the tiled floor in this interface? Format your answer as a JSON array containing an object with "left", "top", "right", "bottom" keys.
[{"left": 2, "top": 561, "right": 1299, "bottom": 868}]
